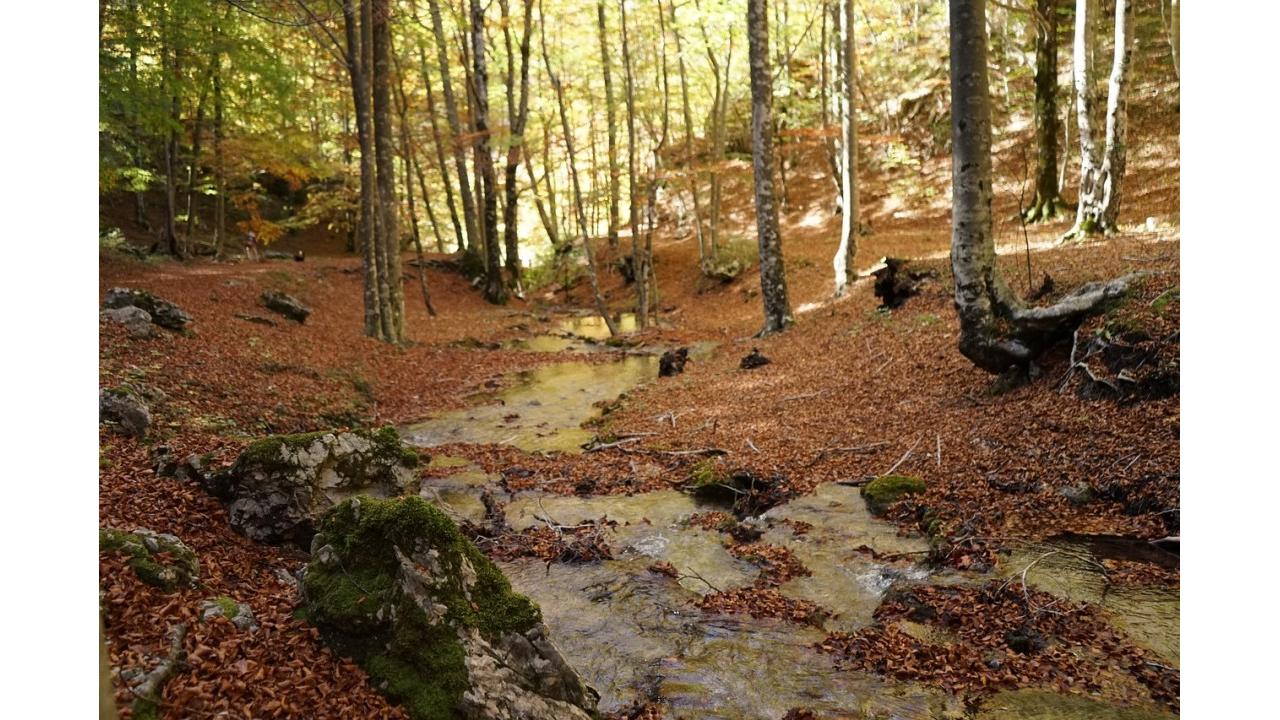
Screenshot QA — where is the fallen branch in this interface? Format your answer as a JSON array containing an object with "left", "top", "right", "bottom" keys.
[
  {"left": 130, "top": 623, "right": 188, "bottom": 714},
  {"left": 883, "top": 436, "right": 923, "bottom": 476}
]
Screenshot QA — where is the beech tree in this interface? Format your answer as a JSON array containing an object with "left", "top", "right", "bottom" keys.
[
  {"left": 949, "top": 0, "right": 1132, "bottom": 374},
  {"left": 1025, "top": 0, "right": 1062, "bottom": 223},
  {"left": 831, "top": 0, "right": 858, "bottom": 297},
  {"left": 747, "top": 0, "right": 794, "bottom": 336},
  {"left": 596, "top": 1, "right": 623, "bottom": 250},
  {"left": 1068, "top": 0, "right": 1133, "bottom": 237}
]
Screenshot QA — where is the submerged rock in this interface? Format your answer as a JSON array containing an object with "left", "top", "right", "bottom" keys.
[
  {"left": 206, "top": 427, "right": 422, "bottom": 545},
  {"left": 99, "top": 387, "right": 151, "bottom": 438},
  {"left": 861, "top": 474, "right": 926, "bottom": 516},
  {"left": 100, "top": 527, "right": 199, "bottom": 592},
  {"left": 101, "top": 305, "right": 156, "bottom": 339},
  {"left": 261, "top": 290, "right": 311, "bottom": 324},
  {"left": 301, "top": 496, "right": 598, "bottom": 720},
  {"left": 103, "top": 287, "right": 192, "bottom": 330}
]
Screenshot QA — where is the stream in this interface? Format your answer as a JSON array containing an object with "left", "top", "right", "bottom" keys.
[{"left": 400, "top": 316, "right": 1178, "bottom": 719}]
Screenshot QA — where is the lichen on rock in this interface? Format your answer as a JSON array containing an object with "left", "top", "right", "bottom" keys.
[
  {"left": 99, "top": 527, "right": 200, "bottom": 592},
  {"left": 206, "top": 427, "right": 423, "bottom": 546},
  {"left": 301, "top": 496, "right": 598, "bottom": 720}
]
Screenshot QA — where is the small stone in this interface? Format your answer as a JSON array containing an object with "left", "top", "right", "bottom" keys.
[
  {"left": 1058, "top": 482, "right": 1095, "bottom": 506},
  {"left": 101, "top": 306, "right": 155, "bottom": 338},
  {"left": 201, "top": 597, "right": 258, "bottom": 631},
  {"left": 740, "top": 347, "right": 771, "bottom": 369},
  {"left": 261, "top": 290, "right": 311, "bottom": 324}
]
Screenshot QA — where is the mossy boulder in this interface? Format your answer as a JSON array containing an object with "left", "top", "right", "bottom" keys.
[
  {"left": 103, "top": 287, "right": 192, "bottom": 330},
  {"left": 302, "top": 496, "right": 598, "bottom": 720},
  {"left": 100, "top": 528, "right": 199, "bottom": 592},
  {"left": 261, "top": 290, "right": 311, "bottom": 324},
  {"left": 861, "top": 474, "right": 927, "bottom": 516},
  {"left": 206, "top": 427, "right": 423, "bottom": 546},
  {"left": 201, "top": 596, "right": 258, "bottom": 631}
]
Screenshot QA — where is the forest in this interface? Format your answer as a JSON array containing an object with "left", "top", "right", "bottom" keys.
[{"left": 95, "top": 0, "right": 1182, "bottom": 718}]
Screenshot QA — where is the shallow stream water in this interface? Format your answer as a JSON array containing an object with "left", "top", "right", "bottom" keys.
[{"left": 401, "top": 317, "right": 1179, "bottom": 718}]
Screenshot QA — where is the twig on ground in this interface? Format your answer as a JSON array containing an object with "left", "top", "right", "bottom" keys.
[
  {"left": 746, "top": 439, "right": 760, "bottom": 454},
  {"left": 883, "top": 436, "right": 923, "bottom": 476}
]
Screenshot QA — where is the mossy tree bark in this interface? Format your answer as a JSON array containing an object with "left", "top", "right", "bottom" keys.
[
  {"left": 747, "top": 0, "right": 794, "bottom": 336},
  {"left": 1026, "top": 0, "right": 1062, "bottom": 223},
  {"left": 950, "top": 0, "right": 1134, "bottom": 374},
  {"left": 831, "top": 0, "right": 858, "bottom": 296}
]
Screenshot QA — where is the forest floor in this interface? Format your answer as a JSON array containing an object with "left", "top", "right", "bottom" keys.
[{"left": 99, "top": 34, "right": 1180, "bottom": 720}]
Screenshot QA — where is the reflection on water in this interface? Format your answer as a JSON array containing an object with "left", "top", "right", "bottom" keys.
[{"left": 401, "top": 356, "right": 659, "bottom": 453}]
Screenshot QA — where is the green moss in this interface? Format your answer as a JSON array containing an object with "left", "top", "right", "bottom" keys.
[
  {"left": 687, "top": 458, "right": 728, "bottom": 489},
  {"left": 862, "top": 474, "right": 927, "bottom": 516},
  {"left": 99, "top": 528, "right": 199, "bottom": 592},
  {"left": 213, "top": 595, "right": 240, "bottom": 618},
  {"left": 303, "top": 497, "right": 540, "bottom": 720}
]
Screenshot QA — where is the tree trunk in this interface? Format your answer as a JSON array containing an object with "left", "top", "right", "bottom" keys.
[
  {"left": 949, "top": 0, "right": 1133, "bottom": 374},
  {"left": 670, "top": 1, "right": 707, "bottom": 267},
  {"left": 163, "top": 36, "right": 182, "bottom": 257},
  {"left": 467, "top": 0, "right": 505, "bottom": 304},
  {"left": 541, "top": 0, "right": 618, "bottom": 336},
  {"left": 747, "top": 0, "right": 794, "bottom": 336},
  {"left": 418, "top": 43, "right": 464, "bottom": 253},
  {"left": 427, "top": 0, "right": 479, "bottom": 254},
  {"left": 212, "top": 50, "right": 225, "bottom": 257},
  {"left": 344, "top": 0, "right": 383, "bottom": 338},
  {"left": 831, "top": 0, "right": 858, "bottom": 296},
  {"left": 392, "top": 43, "right": 437, "bottom": 317},
  {"left": 620, "top": 0, "right": 648, "bottom": 329},
  {"left": 596, "top": 1, "right": 622, "bottom": 249},
  {"left": 500, "top": 0, "right": 535, "bottom": 294},
  {"left": 127, "top": 0, "right": 148, "bottom": 231},
  {"left": 372, "top": 0, "right": 404, "bottom": 340},
  {"left": 1068, "top": 0, "right": 1131, "bottom": 237},
  {"left": 1026, "top": 0, "right": 1062, "bottom": 223},
  {"left": 697, "top": 10, "right": 732, "bottom": 260}
]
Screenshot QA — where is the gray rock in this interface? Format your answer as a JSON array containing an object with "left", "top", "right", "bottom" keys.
[
  {"left": 103, "top": 287, "right": 193, "bottom": 330},
  {"left": 206, "top": 428, "right": 422, "bottom": 545},
  {"left": 1058, "top": 482, "right": 1095, "bottom": 506},
  {"left": 262, "top": 290, "right": 311, "bottom": 324},
  {"left": 100, "top": 387, "right": 151, "bottom": 438},
  {"left": 201, "top": 598, "right": 258, "bottom": 631},
  {"left": 301, "top": 497, "right": 598, "bottom": 720},
  {"left": 101, "top": 306, "right": 156, "bottom": 338}
]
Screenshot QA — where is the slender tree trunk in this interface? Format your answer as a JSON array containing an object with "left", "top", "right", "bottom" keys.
[
  {"left": 212, "top": 51, "right": 225, "bottom": 257},
  {"left": 697, "top": 9, "right": 732, "bottom": 260},
  {"left": 392, "top": 44, "right": 437, "bottom": 317},
  {"left": 596, "top": 1, "right": 622, "bottom": 249},
  {"left": 418, "top": 43, "right": 465, "bottom": 253},
  {"left": 747, "top": 0, "right": 793, "bottom": 336},
  {"left": 1026, "top": 0, "right": 1061, "bottom": 222},
  {"left": 950, "top": 0, "right": 1132, "bottom": 374},
  {"left": 819, "top": 4, "right": 841, "bottom": 198},
  {"left": 468, "top": 0, "right": 505, "bottom": 304},
  {"left": 163, "top": 32, "right": 182, "bottom": 257},
  {"left": 183, "top": 62, "right": 215, "bottom": 252},
  {"left": 427, "top": 0, "right": 479, "bottom": 254},
  {"left": 372, "top": 0, "right": 403, "bottom": 340},
  {"left": 344, "top": 0, "right": 383, "bottom": 338},
  {"left": 1068, "top": 0, "right": 1130, "bottom": 237},
  {"left": 541, "top": 0, "right": 617, "bottom": 336},
  {"left": 500, "top": 0, "right": 535, "bottom": 294},
  {"left": 831, "top": 0, "right": 858, "bottom": 296},
  {"left": 620, "top": 0, "right": 648, "bottom": 329},
  {"left": 670, "top": 1, "right": 706, "bottom": 266},
  {"left": 127, "top": 0, "right": 148, "bottom": 230}
]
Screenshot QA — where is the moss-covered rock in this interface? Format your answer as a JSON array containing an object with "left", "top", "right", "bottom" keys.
[
  {"left": 206, "top": 427, "right": 423, "bottom": 546},
  {"left": 99, "top": 386, "right": 152, "bottom": 438},
  {"left": 302, "top": 497, "right": 597, "bottom": 720},
  {"left": 103, "top": 287, "right": 192, "bottom": 330},
  {"left": 201, "top": 596, "right": 258, "bottom": 631},
  {"left": 99, "top": 528, "right": 199, "bottom": 592},
  {"left": 861, "top": 474, "right": 927, "bottom": 516}
]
